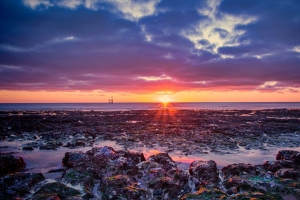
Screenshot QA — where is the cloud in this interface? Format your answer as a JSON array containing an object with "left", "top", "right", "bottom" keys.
[
  {"left": 0, "top": 0, "right": 299, "bottom": 94},
  {"left": 22, "top": 0, "right": 161, "bottom": 21}
]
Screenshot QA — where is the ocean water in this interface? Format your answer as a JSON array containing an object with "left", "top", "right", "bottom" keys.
[{"left": 0, "top": 102, "right": 299, "bottom": 111}]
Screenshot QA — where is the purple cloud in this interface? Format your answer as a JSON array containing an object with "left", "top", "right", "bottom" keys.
[{"left": 0, "top": 0, "right": 299, "bottom": 94}]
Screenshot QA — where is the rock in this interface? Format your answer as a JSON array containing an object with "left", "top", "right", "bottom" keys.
[
  {"left": 0, "top": 173, "right": 45, "bottom": 199},
  {"left": 180, "top": 187, "right": 227, "bottom": 200},
  {"left": 22, "top": 146, "right": 34, "bottom": 150},
  {"left": 263, "top": 161, "right": 283, "bottom": 172},
  {"left": 222, "top": 163, "right": 256, "bottom": 179},
  {"left": 99, "top": 174, "right": 149, "bottom": 200},
  {"left": 232, "top": 191, "right": 283, "bottom": 200},
  {"left": 63, "top": 146, "right": 146, "bottom": 178},
  {"left": 174, "top": 169, "right": 191, "bottom": 194},
  {"left": 189, "top": 160, "right": 219, "bottom": 188},
  {"left": 33, "top": 182, "right": 81, "bottom": 200},
  {"left": 61, "top": 169, "right": 94, "bottom": 198},
  {"left": 223, "top": 176, "right": 267, "bottom": 193},
  {"left": 275, "top": 168, "right": 300, "bottom": 180},
  {"left": 226, "top": 186, "right": 238, "bottom": 195},
  {"left": 39, "top": 145, "right": 57, "bottom": 150},
  {"left": 62, "top": 151, "right": 87, "bottom": 168},
  {"left": 276, "top": 150, "right": 300, "bottom": 165},
  {"left": 0, "top": 153, "right": 26, "bottom": 177},
  {"left": 64, "top": 139, "right": 86, "bottom": 148},
  {"left": 148, "top": 153, "right": 177, "bottom": 174},
  {"left": 148, "top": 176, "right": 180, "bottom": 199}
]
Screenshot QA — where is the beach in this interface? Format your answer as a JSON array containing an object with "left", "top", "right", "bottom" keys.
[{"left": 1, "top": 108, "right": 300, "bottom": 199}]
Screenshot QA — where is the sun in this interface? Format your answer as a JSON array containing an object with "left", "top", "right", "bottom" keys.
[{"left": 158, "top": 95, "right": 172, "bottom": 103}]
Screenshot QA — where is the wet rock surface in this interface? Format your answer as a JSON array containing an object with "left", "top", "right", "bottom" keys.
[
  {"left": 0, "top": 109, "right": 300, "bottom": 199},
  {"left": 1, "top": 109, "right": 300, "bottom": 154},
  {"left": 0, "top": 146, "right": 300, "bottom": 199}
]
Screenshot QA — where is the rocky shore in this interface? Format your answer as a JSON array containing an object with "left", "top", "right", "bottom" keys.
[
  {"left": 0, "top": 109, "right": 300, "bottom": 199},
  {"left": 0, "top": 109, "right": 300, "bottom": 154},
  {"left": 1, "top": 147, "right": 300, "bottom": 199}
]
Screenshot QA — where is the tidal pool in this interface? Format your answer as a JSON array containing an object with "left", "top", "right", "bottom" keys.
[{"left": 1, "top": 140, "right": 300, "bottom": 177}]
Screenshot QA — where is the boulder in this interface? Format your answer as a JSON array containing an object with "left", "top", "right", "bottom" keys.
[
  {"left": 61, "top": 169, "right": 94, "bottom": 199},
  {"left": 99, "top": 174, "right": 149, "bottom": 200},
  {"left": 222, "top": 163, "right": 256, "bottom": 179},
  {"left": 0, "top": 153, "right": 26, "bottom": 177},
  {"left": 189, "top": 160, "right": 219, "bottom": 188},
  {"left": 148, "top": 153, "right": 177, "bottom": 174},
  {"left": 62, "top": 151, "right": 88, "bottom": 168},
  {"left": 263, "top": 161, "right": 283, "bottom": 172},
  {"left": 0, "top": 173, "right": 45, "bottom": 199},
  {"left": 275, "top": 168, "right": 300, "bottom": 180},
  {"left": 276, "top": 150, "right": 300, "bottom": 165},
  {"left": 33, "top": 182, "right": 81, "bottom": 200},
  {"left": 148, "top": 176, "right": 181, "bottom": 199}
]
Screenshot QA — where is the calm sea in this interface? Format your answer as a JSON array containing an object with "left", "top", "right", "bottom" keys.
[{"left": 0, "top": 102, "right": 299, "bottom": 111}]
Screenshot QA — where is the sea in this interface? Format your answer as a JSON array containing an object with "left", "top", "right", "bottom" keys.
[{"left": 0, "top": 102, "right": 300, "bottom": 111}]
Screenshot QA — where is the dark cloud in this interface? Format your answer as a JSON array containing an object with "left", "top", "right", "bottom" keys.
[{"left": 0, "top": 0, "right": 299, "bottom": 94}]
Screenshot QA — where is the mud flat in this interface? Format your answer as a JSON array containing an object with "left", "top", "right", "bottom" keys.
[{"left": 0, "top": 109, "right": 300, "bottom": 199}]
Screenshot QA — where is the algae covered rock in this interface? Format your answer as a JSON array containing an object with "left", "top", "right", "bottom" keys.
[
  {"left": 61, "top": 169, "right": 94, "bottom": 198},
  {"left": 231, "top": 191, "right": 283, "bottom": 200},
  {"left": 99, "top": 174, "right": 149, "bottom": 200},
  {"left": 148, "top": 176, "right": 181, "bottom": 199},
  {"left": 180, "top": 187, "right": 227, "bottom": 200},
  {"left": 33, "top": 182, "right": 81, "bottom": 200}
]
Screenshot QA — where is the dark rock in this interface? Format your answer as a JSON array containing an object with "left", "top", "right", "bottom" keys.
[
  {"left": 276, "top": 150, "right": 300, "bottom": 165},
  {"left": 99, "top": 174, "right": 149, "bottom": 200},
  {"left": 61, "top": 169, "right": 94, "bottom": 198},
  {"left": 0, "top": 153, "right": 26, "bottom": 177},
  {"left": 33, "top": 182, "right": 81, "bottom": 200},
  {"left": 222, "top": 163, "right": 256, "bottom": 179},
  {"left": 189, "top": 160, "right": 219, "bottom": 188},
  {"left": 148, "top": 176, "right": 181, "bottom": 199},
  {"left": 48, "top": 168, "right": 66, "bottom": 173},
  {"left": 226, "top": 186, "right": 238, "bottom": 195},
  {"left": 174, "top": 169, "right": 191, "bottom": 194},
  {"left": 39, "top": 145, "right": 57, "bottom": 150},
  {"left": 0, "top": 173, "right": 45, "bottom": 199},
  {"left": 275, "top": 168, "right": 300, "bottom": 180},
  {"left": 263, "top": 161, "right": 283, "bottom": 172},
  {"left": 62, "top": 151, "right": 87, "bottom": 168},
  {"left": 22, "top": 146, "right": 34, "bottom": 150}
]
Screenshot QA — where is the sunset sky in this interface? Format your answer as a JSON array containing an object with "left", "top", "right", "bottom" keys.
[{"left": 1, "top": 0, "right": 300, "bottom": 103}]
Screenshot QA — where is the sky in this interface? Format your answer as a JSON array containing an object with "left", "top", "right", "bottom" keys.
[{"left": 0, "top": 0, "right": 300, "bottom": 103}]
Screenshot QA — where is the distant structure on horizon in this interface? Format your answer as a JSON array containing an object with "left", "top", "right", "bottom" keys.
[{"left": 108, "top": 96, "right": 113, "bottom": 104}]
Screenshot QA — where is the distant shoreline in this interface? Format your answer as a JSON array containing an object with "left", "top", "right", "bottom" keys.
[{"left": 0, "top": 102, "right": 300, "bottom": 111}]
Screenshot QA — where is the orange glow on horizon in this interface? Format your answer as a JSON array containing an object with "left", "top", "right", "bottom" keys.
[{"left": 0, "top": 89, "right": 300, "bottom": 103}]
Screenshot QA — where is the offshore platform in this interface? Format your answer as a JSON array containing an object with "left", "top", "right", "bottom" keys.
[{"left": 108, "top": 96, "right": 113, "bottom": 104}]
